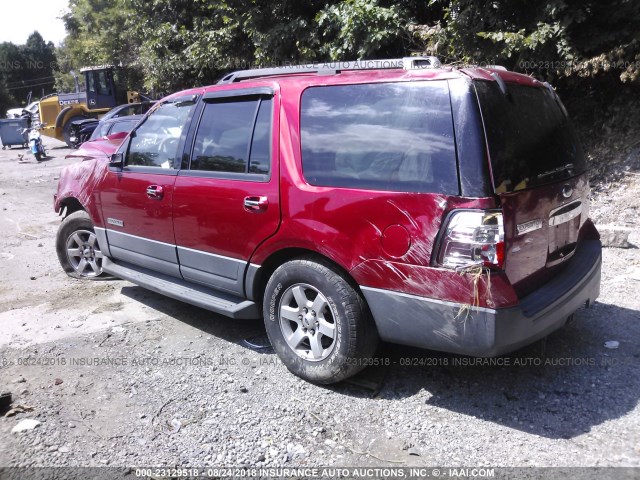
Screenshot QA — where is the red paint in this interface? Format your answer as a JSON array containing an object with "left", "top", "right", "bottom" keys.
[
  {"left": 499, "top": 175, "right": 590, "bottom": 297},
  {"left": 381, "top": 224, "right": 411, "bottom": 258},
  {"left": 172, "top": 88, "right": 281, "bottom": 261},
  {"left": 99, "top": 171, "right": 176, "bottom": 244},
  {"left": 54, "top": 65, "right": 590, "bottom": 310}
]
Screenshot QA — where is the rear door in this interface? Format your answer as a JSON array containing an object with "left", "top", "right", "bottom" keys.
[
  {"left": 475, "top": 80, "right": 589, "bottom": 297},
  {"left": 172, "top": 88, "right": 280, "bottom": 296},
  {"left": 98, "top": 96, "right": 198, "bottom": 277}
]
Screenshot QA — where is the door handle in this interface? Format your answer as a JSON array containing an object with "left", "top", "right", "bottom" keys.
[
  {"left": 243, "top": 196, "right": 268, "bottom": 212},
  {"left": 146, "top": 185, "right": 164, "bottom": 200}
]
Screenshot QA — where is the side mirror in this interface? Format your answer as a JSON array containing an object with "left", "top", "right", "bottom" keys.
[{"left": 109, "top": 153, "right": 124, "bottom": 169}]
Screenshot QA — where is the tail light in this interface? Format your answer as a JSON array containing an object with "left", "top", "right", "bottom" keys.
[{"left": 435, "top": 209, "right": 505, "bottom": 270}]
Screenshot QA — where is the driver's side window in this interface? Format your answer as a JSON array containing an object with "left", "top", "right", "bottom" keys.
[{"left": 126, "top": 99, "right": 195, "bottom": 169}]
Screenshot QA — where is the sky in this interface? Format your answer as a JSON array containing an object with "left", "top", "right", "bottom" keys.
[{"left": 0, "top": 0, "right": 69, "bottom": 45}]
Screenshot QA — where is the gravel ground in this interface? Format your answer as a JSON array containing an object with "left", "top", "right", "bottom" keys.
[{"left": 0, "top": 136, "right": 639, "bottom": 469}]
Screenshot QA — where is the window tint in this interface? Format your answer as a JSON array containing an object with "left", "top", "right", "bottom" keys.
[
  {"left": 249, "top": 98, "right": 272, "bottom": 174},
  {"left": 97, "top": 71, "right": 110, "bottom": 96},
  {"left": 89, "top": 123, "right": 108, "bottom": 141},
  {"left": 111, "top": 106, "right": 133, "bottom": 119},
  {"left": 109, "top": 119, "right": 137, "bottom": 135},
  {"left": 126, "top": 100, "right": 195, "bottom": 169},
  {"left": 300, "top": 81, "right": 458, "bottom": 194},
  {"left": 191, "top": 97, "right": 272, "bottom": 175},
  {"left": 475, "top": 81, "right": 586, "bottom": 193}
]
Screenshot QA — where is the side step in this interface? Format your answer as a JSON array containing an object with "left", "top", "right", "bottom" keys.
[{"left": 102, "top": 257, "right": 261, "bottom": 320}]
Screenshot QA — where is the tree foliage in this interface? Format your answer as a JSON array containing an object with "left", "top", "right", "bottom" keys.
[
  {"left": 54, "top": 0, "right": 140, "bottom": 92},
  {"left": 316, "top": 0, "right": 405, "bottom": 60},
  {"left": 0, "top": 32, "right": 56, "bottom": 114},
  {"left": 418, "top": 0, "right": 640, "bottom": 84},
  {"left": 49, "top": 0, "right": 640, "bottom": 97}
]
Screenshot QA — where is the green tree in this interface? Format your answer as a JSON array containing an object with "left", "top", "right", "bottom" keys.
[
  {"left": 316, "top": 0, "right": 405, "bottom": 60},
  {"left": 0, "top": 75, "right": 14, "bottom": 116},
  {"left": 55, "top": 0, "right": 640, "bottom": 96},
  {"left": 55, "top": 0, "right": 140, "bottom": 92},
  {"left": 0, "top": 32, "right": 56, "bottom": 112},
  {"left": 410, "top": 0, "right": 640, "bottom": 85}
]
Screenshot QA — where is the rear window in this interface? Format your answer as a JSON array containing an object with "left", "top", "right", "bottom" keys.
[
  {"left": 475, "top": 81, "right": 586, "bottom": 193},
  {"left": 300, "top": 81, "right": 458, "bottom": 194}
]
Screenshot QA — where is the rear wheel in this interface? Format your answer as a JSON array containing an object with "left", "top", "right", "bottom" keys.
[
  {"left": 56, "top": 211, "right": 105, "bottom": 278},
  {"left": 263, "top": 257, "right": 378, "bottom": 384}
]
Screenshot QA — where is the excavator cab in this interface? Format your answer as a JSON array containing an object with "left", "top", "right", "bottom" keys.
[
  {"left": 82, "top": 66, "right": 119, "bottom": 110},
  {"left": 38, "top": 65, "right": 145, "bottom": 147}
]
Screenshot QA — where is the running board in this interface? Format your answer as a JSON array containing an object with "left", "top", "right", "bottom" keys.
[{"left": 102, "top": 257, "right": 261, "bottom": 320}]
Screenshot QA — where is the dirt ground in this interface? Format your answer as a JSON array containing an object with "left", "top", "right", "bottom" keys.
[{"left": 0, "top": 136, "right": 639, "bottom": 470}]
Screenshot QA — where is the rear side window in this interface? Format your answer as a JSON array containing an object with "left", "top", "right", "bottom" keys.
[
  {"left": 300, "top": 81, "right": 458, "bottom": 194},
  {"left": 190, "top": 97, "right": 272, "bottom": 175},
  {"left": 475, "top": 81, "right": 586, "bottom": 193}
]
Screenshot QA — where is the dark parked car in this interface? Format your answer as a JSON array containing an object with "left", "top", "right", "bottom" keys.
[
  {"left": 101, "top": 101, "right": 156, "bottom": 122},
  {"left": 68, "top": 102, "right": 155, "bottom": 148},
  {"left": 87, "top": 115, "right": 143, "bottom": 142},
  {"left": 53, "top": 58, "right": 602, "bottom": 384}
]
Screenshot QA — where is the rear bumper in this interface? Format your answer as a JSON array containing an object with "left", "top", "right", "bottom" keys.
[{"left": 361, "top": 239, "right": 602, "bottom": 356}]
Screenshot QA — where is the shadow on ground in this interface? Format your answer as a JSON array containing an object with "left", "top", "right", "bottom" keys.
[{"left": 118, "top": 284, "right": 640, "bottom": 440}]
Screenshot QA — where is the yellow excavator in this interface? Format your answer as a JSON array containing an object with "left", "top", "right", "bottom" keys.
[{"left": 38, "top": 65, "right": 145, "bottom": 147}]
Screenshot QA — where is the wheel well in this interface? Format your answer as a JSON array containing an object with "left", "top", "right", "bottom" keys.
[
  {"left": 249, "top": 248, "right": 359, "bottom": 304},
  {"left": 60, "top": 197, "right": 84, "bottom": 218}
]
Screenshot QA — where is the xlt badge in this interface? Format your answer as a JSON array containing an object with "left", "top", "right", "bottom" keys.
[{"left": 516, "top": 218, "right": 542, "bottom": 235}]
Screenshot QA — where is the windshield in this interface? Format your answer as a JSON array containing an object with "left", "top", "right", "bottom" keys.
[{"left": 475, "top": 81, "right": 586, "bottom": 193}]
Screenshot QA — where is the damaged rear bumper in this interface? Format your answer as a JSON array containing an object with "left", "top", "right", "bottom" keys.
[{"left": 361, "top": 239, "right": 602, "bottom": 357}]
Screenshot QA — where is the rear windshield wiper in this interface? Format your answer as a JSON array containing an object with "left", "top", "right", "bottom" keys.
[{"left": 536, "top": 163, "right": 574, "bottom": 180}]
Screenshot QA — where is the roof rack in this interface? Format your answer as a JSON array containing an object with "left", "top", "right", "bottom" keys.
[
  {"left": 484, "top": 65, "right": 507, "bottom": 71},
  {"left": 217, "top": 56, "right": 442, "bottom": 84}
]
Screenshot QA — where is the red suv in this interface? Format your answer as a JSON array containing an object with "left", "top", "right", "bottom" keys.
[{"left": 54, "top": 58, "right": 602, "bottom": 383}]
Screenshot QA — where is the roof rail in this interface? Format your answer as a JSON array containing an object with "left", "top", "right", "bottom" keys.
[{"left": 217, "top": 56, "right": 442, "bottom": 84}]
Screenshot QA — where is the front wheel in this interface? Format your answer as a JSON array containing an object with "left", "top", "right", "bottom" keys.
[
  {"left": 35, "top": 152, "right": 42, "bottom": 162},
  {"left": 63, "top": 116, "right": 87, "bottom": 148},
  {"left": 263, "top": 257, "right": 378, "bottom": 384},
  {"left": 56, "top": 210, "right": 105, "bottom": 278}
]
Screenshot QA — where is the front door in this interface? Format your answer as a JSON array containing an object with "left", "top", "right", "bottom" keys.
[
  {"left": 99, "top": 96, "right": 199, "bottom": 277},
  {"left": 172, "top": 89, "right": 280, "bottom": 296}
]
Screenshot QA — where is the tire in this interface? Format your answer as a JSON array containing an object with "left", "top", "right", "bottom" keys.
[
  {"left": 63, "top": 116, "right": 87, "bottom": 148},
  {"left": 55, "top": 210, "right": 105, "bottom": 279},
  {"left": 263, "top": 257, "right": 378, "bottom": 384},
  {"left": 35, "top": 152, "right": 42, "bottom": 162}
]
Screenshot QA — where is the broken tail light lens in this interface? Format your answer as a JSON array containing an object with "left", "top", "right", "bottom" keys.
[{"left": 436, "top": 210, "right": 505, "bottom": 269}]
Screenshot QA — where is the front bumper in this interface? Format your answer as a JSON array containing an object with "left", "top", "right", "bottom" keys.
[{"left": 361, "top": 240, "right": 602, "bottom": 356}]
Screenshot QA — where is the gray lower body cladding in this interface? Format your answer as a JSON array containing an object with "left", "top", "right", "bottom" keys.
[{"left": 361, "top": 240, "right": 602, "bottom": 356}]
